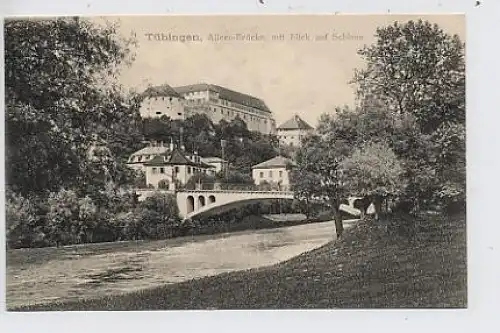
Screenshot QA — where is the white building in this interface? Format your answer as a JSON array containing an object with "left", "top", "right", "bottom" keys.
[
  {"left": 139, "top": 84, "right": 185, "bottom": 120},
  {"left": 138, "top": 82, "right": 277, "bottom": 135},
  {"left": 251, "top": 155, "right": 295, "bottom": 190},
  {"left": 127, "top": 142, "right": 229, "bottom": 189},
  {"left": 143, "top": 149, "right": 216, "bottom": 189},
  {"left": 276, "top": 115, "right": 314, "bottom": 147},
  {"left": 126, "top": 143, "right": 170, "bottom": 172}
]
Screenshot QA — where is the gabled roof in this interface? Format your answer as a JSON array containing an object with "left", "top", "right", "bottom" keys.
[
  {"left": 142, "top": 83, "right": 183, "bottom": 99},
  {"left": 143, "top": 155, "right": 167, "bottom": 166},
  {"left": 168, "top": 149, "right": 199, "bottom": 166},
  {"left": 252, "top": 155, "right": 296, "bottom": 169},
  {"left": 174, "top": 83, "right": 271, "bottom": 113},
  {"left": 277, "top": 115, "right": 314, "bottom": 130}
]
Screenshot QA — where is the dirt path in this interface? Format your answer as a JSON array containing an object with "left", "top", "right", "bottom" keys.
[{"left": 7, "top": 220, "right": 358, "bottom": 309}]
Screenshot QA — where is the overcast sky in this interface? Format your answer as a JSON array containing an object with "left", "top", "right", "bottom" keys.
[{"left": 109, "top": 15, "right": 465, "bottom": 127}]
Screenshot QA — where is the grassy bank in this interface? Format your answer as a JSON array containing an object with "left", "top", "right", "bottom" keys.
[{"left": 13, "top": 213, "right": 466, "bottom": 310}]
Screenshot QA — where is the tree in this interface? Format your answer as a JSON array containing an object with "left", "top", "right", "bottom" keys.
[
  {"left": 350, "top": 20, "right": 465, "bottom": 213},
  {"left": 289, "top": 167, "right": 322, "bottom": 219},
  {"left": 340, "top": 141, "right": 406, "bottom": 220},
  {"left": 352, "top": 19, "right": 465, "bottom": 134},
  {"left": 5, "top": 17, "right": 140, "bottom": 196},
  {"left": 294, "top": 135, "right": 347, "bottom": 237}
]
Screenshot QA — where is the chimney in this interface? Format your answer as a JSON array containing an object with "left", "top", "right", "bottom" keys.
[
  {"left": 169, "top": 138, "right": 174, "bottom": 151},
  {"left": 179, "top": 127, "right": 184, "bottom": 151}
]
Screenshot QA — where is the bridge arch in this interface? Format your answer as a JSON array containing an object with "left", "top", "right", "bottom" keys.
[
  {"left": 187, "top": 196, "right": 195, "bottom": 214},
  {"left": 186, "top": 196, "right": 295, "bottom": 220},
  {"left": 198, "top": 195, "right": 206, "bottom": 207},
  {"left": 208, "top": 195, "right": 216, "bottom": 204}
]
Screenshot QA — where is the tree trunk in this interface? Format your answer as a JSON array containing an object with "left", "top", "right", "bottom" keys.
[
  {"left": 359, "top": 207, "right": 366, "bottom": 220},
  {"left": 332, "top": 201, "right": 343, "bottom": 238},
  {"left": 373, "top": 195, "right": 383, "bottom": 221}
]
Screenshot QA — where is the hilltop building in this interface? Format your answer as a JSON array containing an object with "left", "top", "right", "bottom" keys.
[
  {"left": 276, "top": 114, "right": 314, "bottom": 147},
  {"left": 139, "top": 82, "right": 276, "bottom": 135},
  {"left": 251, "top": 155, "right": 295, "bottom": 190},
  {"left": 139, "top": 84, "right": 185, "bottom": 120}
]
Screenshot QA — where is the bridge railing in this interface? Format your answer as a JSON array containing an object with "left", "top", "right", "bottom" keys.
[{"left": 180, "top": 183, "right": 292, "bottom": 192}]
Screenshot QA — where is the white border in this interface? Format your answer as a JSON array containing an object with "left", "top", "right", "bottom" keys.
[{"left": 1, "top": 0, "right": 499, "bottom": 332}]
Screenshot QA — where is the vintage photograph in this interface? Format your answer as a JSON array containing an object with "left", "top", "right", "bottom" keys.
[{"left": 4, "top": 14, "right": 466, "bottom": 310}]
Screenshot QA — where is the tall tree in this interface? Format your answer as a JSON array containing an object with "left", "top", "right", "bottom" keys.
[
  {"left": 351, "top": 20, "right": 466, "bottom": 212},
  {"left": 294, "top": 135, "right": 347, "bottom": 237},
  {"left": 5, "top": 17, "right": 141, "bottom": 196},
  {"left": 352, "top": 19, "right": 465, "bottom": 134}
]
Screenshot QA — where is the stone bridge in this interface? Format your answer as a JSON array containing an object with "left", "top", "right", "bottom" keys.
[
  {"left": 177, "top": 189, "right": 295, "bottom": 219},
  {"left": 135, "top": 188, "right": 367, "bottom": 220}
]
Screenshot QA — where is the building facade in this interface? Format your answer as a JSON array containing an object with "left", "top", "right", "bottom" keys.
[
  {"left": 139, "top": 84, "right": 186, "bottom": 120},
  {"left": 251, "top": 155, "right": 295, "bottom": 190},
  {"left": 276, "top": 115, "right": 314, "bottom": 147},
  {"left": 143, "top": 149, "right": 216, "bottom": 189},
  {"left": 127, "top": 142, "right": 227, "bottom": 189},
  {"left": 139, "top": 82, "right": 276, "bottom": 135}
]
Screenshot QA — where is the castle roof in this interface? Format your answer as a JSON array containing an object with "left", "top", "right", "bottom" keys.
[
  {"left": 277, "top": 115, "right": 314, "bottom": 130},
  {"left": 252, "top": 155, "right": 296, "bottom": 169},
  {"left": 174, "top": 83, "right": 271, "bottom": 113},
  {"left": 141, "top": 83, "right": 183, "bottom": 99}
]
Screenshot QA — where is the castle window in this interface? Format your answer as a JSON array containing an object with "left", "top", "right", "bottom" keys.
[
  {"left": 187, "top": 167, "right": 191, "bottom": 174},
  {"left": 156, "top": 111, "right": 162, "bottom": 115},
  {"left": 160, "top": 167, "right": 165, "bottom": 174},
  {"left": 279, "top": 171, "right": 283, "bottom": 178},
  {"left": 269, "top": 171, "right": 273, "bottom": 177},
  {"left": 260, "top": 172, "right": 264, "bottom": 178},
  {"left": 175, "top": 166, "right": 179, "bottom": 173},
  {"left": 152, "top": 167, "right": 157, "bottom": 174}
]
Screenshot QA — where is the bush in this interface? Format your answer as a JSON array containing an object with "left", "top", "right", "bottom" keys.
[
  {"left": 158, "top": 179, "right": 169, "bottom": 189},
  {"left": 6, "top": 192, "right": 46, "bottom": 248},
  {"left": 45, "top": 189, "right": 99, "bottom": 246},
  {"left": 184, "top": 172, "right": 216, "bottom": 190}
]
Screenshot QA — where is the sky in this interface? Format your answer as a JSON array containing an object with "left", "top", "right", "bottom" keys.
[{"left": 107, "top": 15, "right": 465, "bottom": 127}]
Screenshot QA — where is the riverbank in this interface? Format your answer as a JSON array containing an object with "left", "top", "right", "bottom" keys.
[{"left": 13, "top": 213, "right": 466, "bottom": 310}]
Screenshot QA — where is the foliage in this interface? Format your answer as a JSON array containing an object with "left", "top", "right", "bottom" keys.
[
  {"left": 142, "top": 114, "right": 278, "bottom": 175},
  {"left": 6, "top": 192, "right": 46, "bottom": 248},
  {"left": 340, "top": 141, "right": 405, "bottom": 198},
  {"left": 139, "top": 192, "right": 180, "bottom": 223},
  {"left": 216, "top": 168, "right": 254, "bottom": 185},
  {"left": 45, "top": 189, "right": 99, "bottom": 245},
  {"left": 352, "top": 19, "right": 465, "bottom": 134},
  {"left": 184, "top": 172, "right": 216, "bottom": 190},
  {"left": 292, "top": 135, "right": 348, "bottom": 236},
  {"left": 346, "top": 19, "right": 466, "bottom": 213},
  {"left": 158, "top": 179, "right": 170, "bottom": 189},
  {"left": 289, "top": 167, "right": 323, "bottom": 218},
  {"left": 5, "top": 17, "right": 143, "bottom": 196}
]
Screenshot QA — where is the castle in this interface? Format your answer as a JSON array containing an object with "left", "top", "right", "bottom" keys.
[{"left": 139, "top": 83, "right": 277, "bottom": 135}]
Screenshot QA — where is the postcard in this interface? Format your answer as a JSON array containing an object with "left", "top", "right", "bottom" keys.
[{"left": 4, "top": 14, "right": 466, "bottom": 311}]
